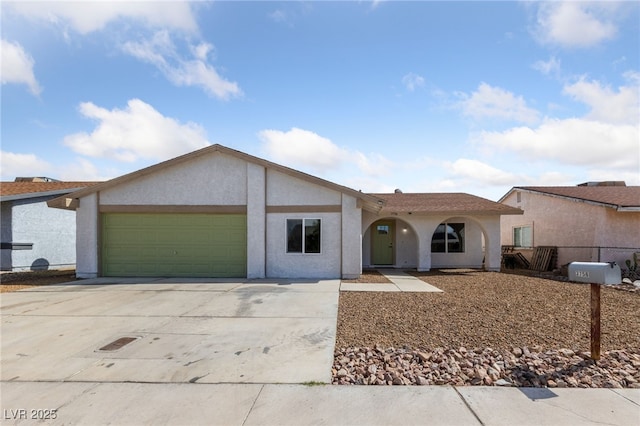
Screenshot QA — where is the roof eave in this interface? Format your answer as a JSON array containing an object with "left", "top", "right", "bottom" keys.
[
  {"left": 47, "top": 196, "right": 79, "bottom": 210},
  {"left": 1, "top": 187, "right": 88, "bottom": 202}
]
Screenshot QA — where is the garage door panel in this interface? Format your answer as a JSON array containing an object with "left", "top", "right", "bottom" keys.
[{"left": 102, "top": 213, "right": 247, "bottom": 277}]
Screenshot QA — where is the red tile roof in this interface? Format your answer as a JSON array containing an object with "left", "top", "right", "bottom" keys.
[
  {"left": 0, "top": 181, "right": 100, "bottom": 197},
  {"left": 517, "top": 186, "right": 640, "bottom": 208},
  {"left": 370, "top": 192, "right": 523, "bottom": 215}
]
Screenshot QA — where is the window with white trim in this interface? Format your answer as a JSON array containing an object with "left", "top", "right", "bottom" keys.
[
  {"left": 287, "top": 219, "right": 321, "bottom": 254},
  {"left": 513, "top": 225, "right": 532, "bottom": 248},
  {"left": 431, "top": 222, "right": 465, "bottom": 253}
]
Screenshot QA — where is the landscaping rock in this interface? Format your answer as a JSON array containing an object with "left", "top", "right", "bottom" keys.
[{"left": 332, "top": 347, "right": 640, "bottom": 388}]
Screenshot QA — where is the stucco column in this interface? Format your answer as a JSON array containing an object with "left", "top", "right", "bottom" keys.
[
  {"left": 416, "top": 222, "right": 433, "bottom": 271},
  {"left": 483, "top": 217, "right": 502, "bottom": 272},
  {"left": 341, "top": 194, "right": 361, "bottom": 279},
  {"left": 246, "top": 163, "right": 266, "bottom": 278},
  {"left": 76, "top": 193, "right": 99, "bottom": 278}
]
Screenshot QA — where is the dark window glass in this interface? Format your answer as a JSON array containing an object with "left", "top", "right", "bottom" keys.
[
  {"left": 431, "top": 224, "right": 446, "bottom": 253},
  {"left": 287, "top": 219, "right": 302, "bottom": 253},
  {"left": 305, "top": 219, "right": 321, "bottom": 253},
  {"left": 287, "top": 219, "right": 321, "bottom": 253},
  {"left": 431, "top": 223, "right": 465, "bottom": 253}
]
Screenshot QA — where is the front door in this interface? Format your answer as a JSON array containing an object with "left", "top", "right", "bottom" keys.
[{"left": 371, "top": 220, "right": 394, "bottom": 265}]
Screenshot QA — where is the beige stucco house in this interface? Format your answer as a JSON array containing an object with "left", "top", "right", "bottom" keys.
[
  {"left": 49, "top": 144, "right": 522, "bottom": 279},
  {"left": 499, "top": 183, "right": 640, "bottom": 268}
]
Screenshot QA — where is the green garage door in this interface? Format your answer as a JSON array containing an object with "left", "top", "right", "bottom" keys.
[{"left": 101, "top": 213, "right": 247, "bottom": 277}]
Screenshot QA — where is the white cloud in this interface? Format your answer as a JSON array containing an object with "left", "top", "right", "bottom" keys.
[
  {"left": 563, "top": 73, "right": 639, "bottom": 125},
  {"left": 259, "top": 128, "right": 347, "bottom": 173},
  {"left": 532, "top": 56, "right": 561, "bottom": 76},
  {"left": 476, "top": 118, "right": 639, "bottom": 171},
  {"left": 63, "top": 99, "right": 210, "bottom": 162},
  {"left": 0, "top": 151, "right": 52, "bottom": 180},
  {"left": 8, "top": 1, "right": 198, "bottom": 34},
  {"left": 444, "top": 159, "right": 522, "bottom": 186},
  {"left": 268, "top": 10, "right": 289, "bottom": 24},
  {"left": 1, "top": 39, "right": 42, "bottom": 95},
  {"left": 122, "top": 31, "right": 242, "bottom": 100},
  {"left": 458, "top": 83, "right": 540, "bottom": 124},
  {"left": 258, "top": 127, "right": 394, "bottom": 178},
  {"left": 534, "top": 2, "right": 618, "bottom": 48},
  {"left": 402, "top": 73, "right": 425, "bottom": 92}
]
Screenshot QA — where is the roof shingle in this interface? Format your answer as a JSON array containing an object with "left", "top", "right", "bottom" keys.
[
  {"left": 0, "top": 181, "right": 100, "bottom": 197},
  {"left": 516, "top": 186, "right": 640, "bottom": 208},
  {"left": 370, "top": 192, "right": 523, "bottom": 215}
]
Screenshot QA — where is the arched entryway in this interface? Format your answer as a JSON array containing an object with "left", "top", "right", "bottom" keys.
[
  {"left": 363, "top": 218, "right": 418, "bottom": 268},
  {"left": 429, "top": 216, "right": 488, "bottom": 269}
]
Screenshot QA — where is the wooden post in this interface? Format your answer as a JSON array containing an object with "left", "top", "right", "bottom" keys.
[{"left": 590, "top": 283, "right": 601, "bottom": 361}]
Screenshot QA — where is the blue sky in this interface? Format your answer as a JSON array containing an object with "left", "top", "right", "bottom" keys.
[{"left": 2, "top": 1, "right": 638, "bottom": 201}]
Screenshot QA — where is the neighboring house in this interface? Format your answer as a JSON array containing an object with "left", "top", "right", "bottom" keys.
[
  {"left": 48, "top": 145, "right": 522, "bottom": 279},
  {"left": 499, "top": 183, "right": 640, "bottom": 269},
  {"left": 1, "top": 178, "right": 99, "bottom": 272}
]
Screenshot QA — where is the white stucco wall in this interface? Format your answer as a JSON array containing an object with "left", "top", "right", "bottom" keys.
[
  {"left": 501, "top": 190, "right": 640, "bottom": 267},
  {"left": 100, "top": 153, "right": 248, "bottom": 205},
  {"left": 267, "top": 170, "right": 341, "bottom": 205},
  {"left": 266, "top": 212, "right": 341, "bottom": 278},
  {"left": 76, "top": 193, "right": 99, "bottom": 278},
  {"left": 1, "top": 197, "right": 77, "bottom": 271}
]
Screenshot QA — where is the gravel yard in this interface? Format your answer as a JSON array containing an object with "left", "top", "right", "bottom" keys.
[
  {"left": 0, "top": 270, "right": 77, "bottom": 293},
  {"left": 337, "top": 269, "right": 639, "bottom": 350},
  {"left": 334, "top": 269, "right": 640, "bottom": 387}
]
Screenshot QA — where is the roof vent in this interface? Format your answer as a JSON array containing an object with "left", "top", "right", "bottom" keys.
[
  {"left": 577, "top": 181, "right": 626, "bottom": 187},
  {"left": 394, "top": 188, "right": 403, "bottom": 193}
]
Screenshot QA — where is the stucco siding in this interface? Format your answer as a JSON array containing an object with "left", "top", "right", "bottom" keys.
[
  {"left": 266, "top": 212, "right": 341, "bottom": 278},
  {"left": 1, "top": 198, "right": 77, "bottom": 271},
  {"left": 100, "top": 153, "right": 248, "bottom": 206},
  {"left": 267, "top": 170, "right": 341, "bottom": 205},
  {"left": 501, "top": 190, "right": 640, "bottom": 266}
]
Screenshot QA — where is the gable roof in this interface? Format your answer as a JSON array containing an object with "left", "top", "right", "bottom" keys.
[
  {"left": 48, "top": 144, "right": 385, "bottom": 212},
  {"left": 501, "top": 186, "right": 640, "bottom": 212},
  {"left": 1, "top": 181, "right": 100, "bottom": 202},
  {"left": 371, "top": 192, "right": 523, "bottom": 216}
]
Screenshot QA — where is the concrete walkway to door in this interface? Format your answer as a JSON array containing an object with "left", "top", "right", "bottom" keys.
[{"left": 340, "top": 269, "right": 443, "bottom": 292}]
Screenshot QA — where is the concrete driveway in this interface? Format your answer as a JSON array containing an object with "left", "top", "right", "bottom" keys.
[{"left": 1, "top": 278, "right": 340, "bottom": 384}]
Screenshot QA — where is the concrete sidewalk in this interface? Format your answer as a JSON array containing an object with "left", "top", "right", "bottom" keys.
[{"left": 1, "top": 381, "right": 638, "bottom": 425}]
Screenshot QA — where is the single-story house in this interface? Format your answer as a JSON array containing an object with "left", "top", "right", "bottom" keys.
[
  {"left": 499, "top": 182, "right": 640, "bottom": 268},
  {"left": 49, "top": 145, "right": 522, "bottom": 279},
  {"left": 1, "top": 178, "right": 99, "bottom": 271}
]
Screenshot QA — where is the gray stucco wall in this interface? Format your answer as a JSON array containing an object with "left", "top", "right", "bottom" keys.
[{"left": 1, "top": 197, "right": 77, "bottom": 271}]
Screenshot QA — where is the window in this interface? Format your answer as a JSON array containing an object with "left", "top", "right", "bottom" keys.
[
  {"left": 377, "top": 225, "right": 389, "bottom": 235},
  {"left": 287, "top": 219, "right": 321, "bottom": 254},
  {"left": 513, "top": 225, "right": 532, "bottom": 248},
  {"left": 431, "top": 222, "right": 465, "bottom": 253}
]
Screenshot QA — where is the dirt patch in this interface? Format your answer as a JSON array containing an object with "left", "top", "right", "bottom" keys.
[
  {"left": 336, "top": 270, "right": 640, "bottom": 351},
  {"left": 1, "top": 270, "right": 78, "bottom": 293},
  {"left": 341, "top": 269, "right": 392, "bottom": 284}
]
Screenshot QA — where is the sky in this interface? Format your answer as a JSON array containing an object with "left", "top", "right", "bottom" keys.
[{"left": 1, "top": 1, "right": 639, "bottom": 201}]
